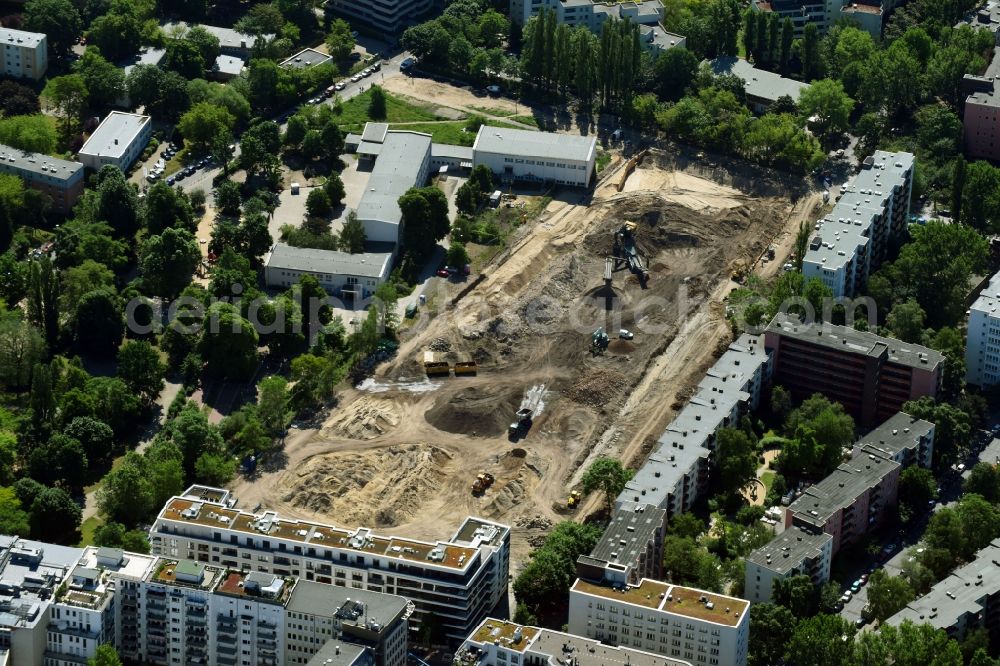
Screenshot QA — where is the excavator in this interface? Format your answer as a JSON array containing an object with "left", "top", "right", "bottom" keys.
[{"left": 612, "top": 221, "right": 649, "bottom": 287}]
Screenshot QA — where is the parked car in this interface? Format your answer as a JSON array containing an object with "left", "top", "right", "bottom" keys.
[
  {"left": 371, "top": 61, "right": 381, "bottom": 71},
  {"left": 486, "top": 84, "right": 501, "bottom": 94},
  {"left": 850, "top": 580, "right": 861, "bottom": 593},
  {"left": 840, "top": 591, "right": 852, "bottom": 602},
  {"left": 619, "top": 329, "right": 634, "bottom": 340},
  {"left": 166, "top": 175, "right": 176, "bottom": 185},
  {"left": 334, "top": 82, "right": 346, "bottom": 91},
  {"left": 436, "top": 269, "right": 450, "bottom": 278},
  {"left": 859, "top": 574, "right": 868, "bottom": 585},
  {"left": 855, "top": 617, "right": 867, "bottom": 629}
]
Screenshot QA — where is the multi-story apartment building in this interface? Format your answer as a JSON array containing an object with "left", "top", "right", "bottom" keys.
[
  {"left": 456, "top": 618, "right": 695, "bottom": 666},
  {"left": 744, "top": 526, "right": 833, "bottom": 603},
  {"left": 764, "top": 316, "right": 942, "bottom": 427},
  {"left": 46, "top": 546, "right": 158, "bottom": 666},
  {"left": 744, "top": 411, "right": 933, "bottom": 602},
  {"left": 751, "top": 0, "right": 900, "bottom": 37},
  {"left": 0, "top": 27, "right": 47, "bottom": 80},
  {"left": 785, "top": 454, "right": 901, "bottom": 556},
  {"left": 78, "top": 111, "right": 152, "bottom": 173},
  {"left": 618, "top": 333, "right": 772, "bottom": 517},
  {"left": 149, "top": 486, "right": 510, "bottom": 647},
  {"left": 0, "top": 144, "right": 84, "bottom": 213},
  {"left": 284, "top": 581, "right": 409, "bottom": 666},
  {"left": 852, "top": 411, "right": 935, "bottom": 469},
  {"left": 801, "top": 151, "right": 914, "bottom": 297},
  {"left": 509, "top": 0, "right": 684, "bottom": 55},
  {"left": 966, "top": 269, "right": 1000, "bottom": 387},
  {"left": 0, "top": 536, "right": 81, "bottom": 666},
  {"left": 325, "top": 0, "right": 433, "bottom": 34},
  {"left": 888, "top": 539, "right": 1000, "bottom": 641},
  {"left": 576, "top": 503, "right": 666, "bottom": 587},
  {"left": 568, "top": 577, "right": 750, "bottom": 666},
  {"left": 962, "top": 74, "right": 1000, "bottom": 163}
]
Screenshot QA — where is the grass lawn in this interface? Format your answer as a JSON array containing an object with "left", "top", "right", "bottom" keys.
[
  {"left": 761, "top": 471, "right": 776, "bottom": 495},
  {"left": 385, "top": 119, "right": 526, "bottom": 146},
  {"left": 334, "top": 89, "right": 443, "bottom": 126},
  {"left": 78, "top": 516, "right": 102, "bottom": 547},
  {"left": 512, "top": 115, "right": 539, "bottom": 127},
  {"left": 471, "top": 105, "right": 515, "bottom": 117},
  {"left": 596, "top": 150, "right": 612, "bottom": 173}
]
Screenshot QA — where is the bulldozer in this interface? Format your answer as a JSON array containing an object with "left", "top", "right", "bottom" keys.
[
  {"left": 567, "top": 490, "right": 582, "bottom": 509},
  {"left": 471, "top": 472, "right": 495, "bottom": 496}
]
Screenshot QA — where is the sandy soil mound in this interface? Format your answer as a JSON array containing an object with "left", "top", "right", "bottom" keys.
[
  {"left": 566, "top": 369, "right": 629, "bottom": 408},
  {"left": 607, "top": 339, "right": 635, "bottom": 354},
  {"left": 322, "top": 397, "right": 401, "bottom": 440},
  {"left": 425, "top": 386, "right": 523, "bottom": 437},
  {"left": 279, "top": 444, "right": 452, "bottom": 527}
]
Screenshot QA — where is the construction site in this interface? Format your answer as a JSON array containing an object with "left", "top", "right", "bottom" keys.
[{"left": 229, "top": 148, "right": 821, "bottom": 570}]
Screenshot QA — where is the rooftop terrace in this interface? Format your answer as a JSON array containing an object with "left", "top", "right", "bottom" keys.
[
  {"left": 572, "top": 578, "right": 748, "bottom": 626},
  {"left": 470, "top": 620, "right": 539, "bottom": 652},
  {"left": 159, "top": 497, "right": 487, "bottom": 570}
]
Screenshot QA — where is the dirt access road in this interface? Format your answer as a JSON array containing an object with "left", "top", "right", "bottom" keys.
[{"left": 229, "top": 149, "right": 815, "bottom": 571}]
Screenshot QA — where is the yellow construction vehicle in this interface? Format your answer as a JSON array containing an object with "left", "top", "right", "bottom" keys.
[
  {"left": 423, "top": 351, "right": 450, "bottom": 377},
  {"left": 454, "top": 353, "right": 477, "bottom": 376},
  {"left": 471, "top": 472, "right": 495, "bottom": 496},
  {"left": 567, "top": 490, "right": 582, "bottom": 509}
]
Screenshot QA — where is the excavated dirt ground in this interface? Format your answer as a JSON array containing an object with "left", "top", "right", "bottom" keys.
[{"left": 229, "top": 147, "right": 822, "bottom": 575}]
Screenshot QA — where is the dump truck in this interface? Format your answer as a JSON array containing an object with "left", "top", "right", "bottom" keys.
[
  {"left": 423, "top": 351, "right": 450, "bottom": 377},
  {"left": 567, "top": 490, "right": 582, "bottom": 509},
  {"left": 471, "top": 472, "right": 495, "bottom": 495},
  {"left": 454, "top": 353, "right": 478, "bottom": 376},
  {"left": 508, "top": 408, "right": 533, "bottom": 441}
]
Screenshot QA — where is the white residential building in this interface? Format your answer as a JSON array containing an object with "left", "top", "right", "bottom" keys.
[
  {"left": 78, "top": 111, "right": 152, "bottom": 173},
  {"left": 0, "top": 27, "right": 47, "bottom": 80},
  {"left": 472, "top": 125, "right": 596, "bottom": 187},
  {"left": 46, "top": 546, "right": 158, "bottom": 666},
  {"left": 326, "top": 0, "right": 433, "bottom": 33},
  {"left": 618, "top": 333, "right": 771, "bottom": 517},
  {"left": 149, "top": 486, "right": 510, "bottom": 647},
  {"left": 0, "top": 531, "right": 409, "bottom": 666},
  {"left": 801, "top": 150, "right": 914, "bottom": 298},
  {"left": 568, "top": 578, "right": 750, "bottom": 666},
  {"left": 509, "top": 0, "right": 663, "bottom": 29},
  {"left": 456, "top": 618, "right": 694, "bottom": 666},
  {"left": 966, "top": 270, "right": 1000, "bottom": 387}
]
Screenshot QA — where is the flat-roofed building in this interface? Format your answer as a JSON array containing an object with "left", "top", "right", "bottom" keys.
[
  {"left": 456, "top": 618, "right": 694, "bottom": 666},
  {"left": 325, "top": 0, "right": 433, "bottom": 33},
  {"left": 786, "top": 454, "right": 901, "bottom": 556},
  {"left": 0, "top": 536, "right": 83, "bottom": 666},
  {"left": 751, "top": 0, "right": 900, "bottom": 38},
  {"left": 509, "top": 0, "right": 662, "bottom": 29},
  {"left": 801, "top": 150, "right": 913, "bottom": 297},
  {"left": 149, "top": 486, "right": 510, "bottom": 647},
  {"left": 46, "top": 546, "right": 158, "bottom": 666},
  {"left": 0, "top": 144, "right": 84, "bottom": 212},
  {"left": 618, "top": 334, "right": 771, "bottom": 517},
  {"left": 764, "top": 316, "right": 943, "bottom": 427},
  {"left": 280, "top": 48, "right": 334, "bottom": 70},
  {"left": 78, "top": 111, "right": 152, "bottom": 173},
  {"left": 707, "top": 57, "right": 811, "bottom": 113},
  {"left": 285, "top": 582, "right": 408, "bottom": 666},
  {"left": 852, "top": 411, "right": 935, "bottom": 469},
  {"left": 966, "top": 268, "right": 1000, "bottom": 387},
  {"left": 577, "top": 503, "right": 666, "bottom": 586},
  {"left": 210, "top": 54, "right": 245, "bottom": 80},
  {"left": 744, "top": 526, "right": 833, "bottom": 603},
  {"left": 568, "top": 578, "right": 750, "bottom": 666},
  {"left": 163, "top": 22, "right": 272, "bottom": 58},
  {"left": 263, "top": 243, "right": 394, "bottom": 303},
  {"left": 356, "top": 129, "right": 432, "bottom": 244},
  {"left": 0, "top": 27, "right": 47, "bottom": 80},
  {"left": 473, "top": 125, "right": 596, "bottom": 187},
  {"left": 887, "top": 539, "right": 1000, "bottom": 641}
]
